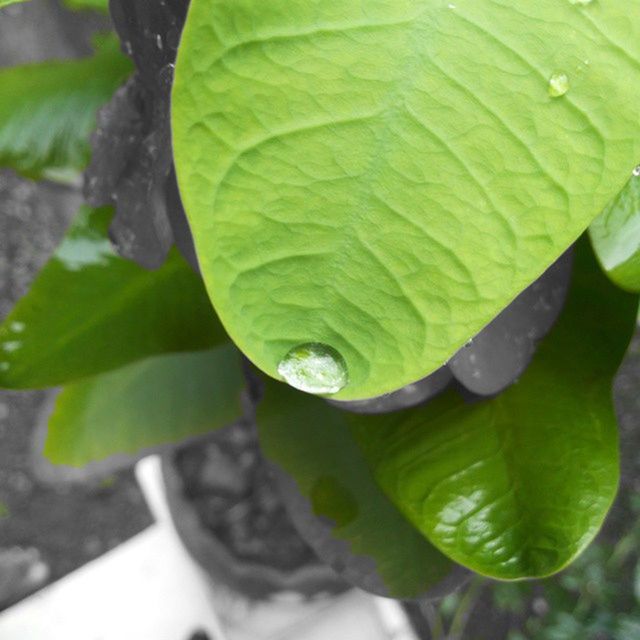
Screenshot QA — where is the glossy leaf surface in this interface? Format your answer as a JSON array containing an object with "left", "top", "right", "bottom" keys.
[
  {"left": 0, "top": 206, "right": 226, "bottom": 389},
  {"left": 354, "top": 241, "right": 638, "bottom": 579},
  {"left": 257, "top": 379, "right": 459, "bottom": 599},
  {"left": 590, "top": 168, "right": 640, "bottom": 293},
  {"left": 0, "top": 35, "right": 131, "bottom": 179},
  {"left": 44, "top": 346, "right": 244, "bottom": 466},
  {"left": 173, "top": 0, "right": 640, "bottom": 400}
]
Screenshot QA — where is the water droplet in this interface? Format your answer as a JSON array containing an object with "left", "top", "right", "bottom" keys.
[
  {"left": 633, "top": 165, "right": 640, "bottom": 178},
  {"left": 277, "top": 343, "right": 348, "bottom": 395},
  {"left": 1, "top": 341, "right": 21, "bottom": 353},
  {"left": 9, "top": 321, "right": 25, "bottom": 333},
  {"left": 569, "top": 0, "right": 593, "bottom": 5},
  {"left": 548, "top": 73, "right": 570, "bottom": 98}
]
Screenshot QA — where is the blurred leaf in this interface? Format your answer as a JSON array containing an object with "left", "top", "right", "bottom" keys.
[
  {"left": 0, "top": 206, "right": 226, "bottom": 389},
  {"left": 590, "top": 169, "right": 640, "bottom": 292},
  {"left": 543, "top": 612, "right": 584, "bottom": 640},
  {"left": 0, "top": 34, "right": 131, "bottom": 179},
  {"left": 350, "top": 240, "right": 638, "bottom": 579},
  {"left": 634, "top": 563, "right": 640, "bottom": 604},
  {"left": 0, "top": 0, "right": 28, "bottom": 6},
  {"left": 493, "top": 582, "right": 529, "bottom": 615},
  {"left": 257, "top": 378, "right": 460, "bottom": 599},
  {"left": 44, "top": 345, "right": 244, "bottom": 466},
  {"left": 439, "top": 592, "right": 462, "bottom": 619},
  {"left": 62, "top": 0, "right": 108, "bottom": 12},
  {"left": 614, "top": 615, "right": 640, "bottom": 640}
]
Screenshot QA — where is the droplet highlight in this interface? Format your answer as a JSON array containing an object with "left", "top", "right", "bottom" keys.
[
  {"left": 1, "top": 341, "right": 21, "bottom": 353},
  {"left": 548, "top": 73, "right": 570, "bottom": 98},
  {"left": 277, "top": 343, "right": 348, "bottom": 395}
]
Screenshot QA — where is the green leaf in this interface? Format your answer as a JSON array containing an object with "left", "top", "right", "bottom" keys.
[
  {"left": 590, "top": 168, "right": 640, "bottom": 293},
  {"left": 0, "top": 206, "right": 226, "bottom": 389},
  {"left": 62, "top": 0, "right": 108, "bottom": 12},
  {"left": 0, "top": 34, "right": 131, "bottom": 179},
  {"left": 351, "top": 240, "right": 638, "bottom": 579},
  {"left": 0, "top": 0, "right": 27, "bottom": 6},
  {"left": 44, "top": 345, "right": 245, "bottom": 467},
  {"left": 257, "top": 378, "right": 461, "bottom": 599},
  {"left": 172, "top": 0, "right": 640, "bottom": 400}
]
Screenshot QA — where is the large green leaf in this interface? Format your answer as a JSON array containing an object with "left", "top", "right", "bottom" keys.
[
  {"left": 0, "top": 206, "right": 226, "bottom": 389},
  {"left": 257, "top": 378, "right": 461, "bottom": 599},
  {"left": 352, "top": 240, "right": 638, "bottom": 580},
  {"left": 0, "top": 35, "right": 131, "bottom": 179},
  {"left": 173, "top": 0, "right": 640, "bottom": 400},
  {"left": 44, "top": 345, "right": 245, "bottom": 467},
  {"left": 590, "top": 168, "right": 640, "bottom": 293}
]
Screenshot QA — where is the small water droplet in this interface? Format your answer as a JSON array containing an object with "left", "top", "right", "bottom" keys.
[
  {"left": 277, "top": 343, "right": 348, "bottom": 395},
  {"left": 569, "top": 0, "right": 593, "bottom": 5},
  {"left": 9, "top": 321, "right": 25, "bottom": 333},
  {"left": 548, "top": 73, "right": 570, "bottom": 98},
  {"left": 632, "top": 165, "right": 640, "bottom": 178},
  {"left": 1, "top": 341, "right": 21, "bottom": 353}
]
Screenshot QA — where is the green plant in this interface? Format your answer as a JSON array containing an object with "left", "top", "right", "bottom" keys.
[{"left": 1, "top": 0, "right": 640, "bottom": 602}]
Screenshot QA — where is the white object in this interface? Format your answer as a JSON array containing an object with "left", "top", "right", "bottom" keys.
[{"left": 0, "top": 456, "right": 418, "bottom": 640}]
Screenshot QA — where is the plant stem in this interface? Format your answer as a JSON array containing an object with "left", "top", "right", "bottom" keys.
[
  {"left": 420, "top": 601, "right": 446, "bottom": 640},
  {"left": 447, "top": 577, "right": 485, "bottom": 640}
]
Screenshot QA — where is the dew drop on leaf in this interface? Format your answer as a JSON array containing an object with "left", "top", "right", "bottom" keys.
[
  {"left": 277, "top": 343, "right": 348, "bottom": 395},
  {"left": 549, "top": 73, "right": 570, "bottom": 98},
  {"left": 1, "top": 341, "right": 22, "bottom": 353}
]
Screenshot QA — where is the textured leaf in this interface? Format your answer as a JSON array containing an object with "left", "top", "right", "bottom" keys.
[
  {"left": 0, "top": 35, "right": 131, "bottom": 179},
  {"left": 44, "top": 346, "right": 244, "bottom": 467},
  {"left": 173, "top": 0, "right": 640, "bottom": 400},
  {"left": 590, "top": 168, "right": 640, "bottom": 293},
  {"left": 257, "top": 378, "right": 462, "bottom": 599},
  {"left": 352, "top": 240, "right": 638, "bottom": 579},
  {"left": 0, "top": 206, "right": 226, "bottom": 389}
]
